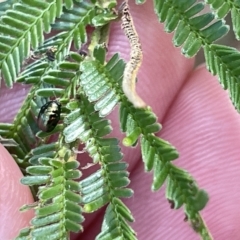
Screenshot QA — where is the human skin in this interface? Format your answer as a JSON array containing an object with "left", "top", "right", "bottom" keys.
[{"left": 1, "top": 1, "right": 240, "bottom": 239}]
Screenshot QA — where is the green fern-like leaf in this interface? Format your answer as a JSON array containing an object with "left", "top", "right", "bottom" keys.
[
  {"left": 153, "top": 0, "right": 229, "bottom": 57},
  {"left": 62, "top": 86, "right": 135, "bottom": 238},
  {"left": 79, "top": 51, "right": 210, "bottom": 237},
  {"left": 140, "top": 135, "right": 178, "bottom": 190},
  {"left": 0, "top": 0, "right": 64, "bottom": 87},
  {"left": 16, "top": 147, "right": 84, "bottom": 239},
  {"left": 80, "top": 135, "right": 135, "bottom": 238},
  {"left": 8, "top": 0, "right": 96, "bottom": 160},
  {"left": 16, "top": 0, "right": 95, "bottom": 86},
  {"left": 166, "top": 164, "right": 209, "bottom": 238},
  {"left": 204, "top": 44, "right": 240, "bottom": 112},
  {"left": 96, "top": 199, "right": 136, "bottom": 240},
  {"left": 206, "top": 0, "right": 240, "bottom": 39},
  {"left": 80, "top": 54, "right": 125, "bottom": 117},
  {"left": 0, "top": 0, "right": 16, "bottom": 15},
  {"left": 51, "top": 1, "right": 95, "bottom": 51},
  {"left": 206, "top": 0, "right": 231, "bottom": 18},
  {"left": 92, "top": 8, "right": 117, "bottom": 27}
]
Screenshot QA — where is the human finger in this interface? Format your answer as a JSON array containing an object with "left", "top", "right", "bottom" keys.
[{"left": 0, "top": 144, "right": 34, "bottom": 239}]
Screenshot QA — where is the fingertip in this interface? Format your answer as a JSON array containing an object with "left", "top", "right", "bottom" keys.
[{"left": 0, "top": 144, "right": 34, "bottom": 239}]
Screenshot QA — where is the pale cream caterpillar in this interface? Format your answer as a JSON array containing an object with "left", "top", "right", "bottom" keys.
[{"left": 120, "top": 1, "right": 147, "bottom": 108}]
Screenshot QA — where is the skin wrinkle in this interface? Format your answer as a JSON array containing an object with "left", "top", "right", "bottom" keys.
[
  {"left": 158, "top": 67, "right": 240, "bottom": 239},
  {"left": 0, "top": 83, "right": 30, "bottom": 123},
  {"left": 159, "top": 60, "right": 196, "bottom": 126}
]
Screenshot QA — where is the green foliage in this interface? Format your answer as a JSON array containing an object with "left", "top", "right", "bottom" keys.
[
  {"left": 152, "top": 0, "right": 240, "bottom": 115},
  {"left": 166, "top": 165, "right": 209, "bottom": 237},
  {"left": 2, "top": 0, "right": 235, "bottom": 239},
  {"left": 0, "top": 0, "right": 64, "bottom": 87},
  {"left": 96, "top": 199, "right": 136, "bottom": 240},
  {"left": 50, "top": 1, "right": 95, "bottom": 51},
  {"left": 64, "top": 58, "right": 136, "bottom": 238},
  {"left": 78, "top": 52, "right": 210, "bottom": 238},
  {"left": 0, "top": 0, "right": 17, "bottom": 15},
  {"left": 80, "top": 54, "right": 124, "bottom": 116},
  {"left": 206, "top": 0, "right": 240, "bottom": 39},
  {"left": 17, "top": 147, "right": 84, "bottom": 239},
  {"left": 204, "top": 44, "right": 240, "bottom": 112},
  {"left": 154, "top": 0, "right": 229, "bottom": 57}
]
